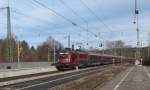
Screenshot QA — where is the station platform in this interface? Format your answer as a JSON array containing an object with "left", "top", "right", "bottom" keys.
[
  {"left": 0, "top": 66, "right": 57, "bottom": 78},
  {"left": 96, "top": 65, "right": 150, "bottom": 90}
]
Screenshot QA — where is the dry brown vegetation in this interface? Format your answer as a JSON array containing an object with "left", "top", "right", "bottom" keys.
[{"left": 50, "top": 65, "right": 128, "bottom": 90}]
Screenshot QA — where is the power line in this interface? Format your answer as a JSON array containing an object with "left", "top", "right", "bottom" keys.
[
  {"left": 32, "top": 0, "right": 99, "bottom": 37},
  {"left": 1, "top": 1, "right": 97, "bottom": 49},
  {"left": 7, "top": 8, "right": 86, "bottom": 41},
  {"left": 11, "top": 9, "right": 63, "bottom": 27},
  {"left": 57, "top": 0, "right": 94, "bottom": 43},
  {"left": 20, "top": 0, "right": 89, "bottom": 37},
  {"left": 32, "top": 0, "right": 77, "bottom": 26},
  {"left": 11, "top": 10, "right": 85, "bottom": 38},
  {"left": 79, "top": 0, "right": 113, "bottom": 32},
  {"left": 11, "top": 17, "right": 83, "bottom": 40},
  {"left": 10, "top": 8, "right": 72, "bottom": 33},
  {"left": 58, "top": 0, "right": 110, "bottom": 38},
  {"left": 32, "top": 0, "right": 89, "bottom": 35},
  {"left": 30, "top": 0, "right": 78, "bottom": 33},
  {"left": 58, "top": 0, "right": 88, "bottom": 26},
  {"left": 58, "top": 0, "right": 109, "bottom": 44}
]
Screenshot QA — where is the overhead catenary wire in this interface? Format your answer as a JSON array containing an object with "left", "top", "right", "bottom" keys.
[
  {"left": 58, "top": 0, "right": 88, "bottom": 26},
  {"left": 22, "top": 0, "right": 89, "bottom": 37},
  {"left": 7, "top": 0, "right": 104, "bottom": 48},
  {"left": 32, "top": 0, "right": 99, "bottom": 37},
  {"left": 32, "top": 0, "right": 77, "bottom": 26},
  {"left": 0, "top": 0, "right": 87, "bottom": 49},
  {"left": 5, "top": 5, "right": 87, "bottom": 41},
  {"left": 9, "top": 8, "right": 77, "bottom": 34},
  {"left": 79, "top": 0, "right": 113, "bottom": 32},
  {"left": 31, "top": 0, "right": 103, "bottom": 45},
  {"left": 58, "top": 0, "right": 110, "bottom": 45},
  {"left": 33, "top": 0, "right": 103, "bottom": 47},
  {"left": 78, "top": 0, "right": 114, "bottom": 46},
  {"left": 11, "top": 9, "right": 63, "bottom": 27},
  {"left": 11, "top": 14, "right": 85, "bottom": 40},
  {"left": 57, "top": 0, "right": 93, "bottom": 45}
]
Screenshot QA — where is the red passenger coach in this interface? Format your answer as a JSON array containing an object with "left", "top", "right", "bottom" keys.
[{"left": 55, "top": 50, "right": 133, "bottom": 70}]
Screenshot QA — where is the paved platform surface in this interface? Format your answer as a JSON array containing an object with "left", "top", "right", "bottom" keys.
[
  {"left": 97, "top": 65, "right": 150, "bottom": 90},
  {"left": 0, "top": 62, "right": 52, "bottom": 69},
  {"left": 0, "top": 66, "right": 56, "bottom": 78}
]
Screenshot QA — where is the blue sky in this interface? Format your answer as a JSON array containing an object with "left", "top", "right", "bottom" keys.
[{"left": 0, "top": 0, "right": 150, "bottom": 48}]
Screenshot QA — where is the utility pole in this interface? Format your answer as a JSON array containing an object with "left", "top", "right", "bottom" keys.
[
  {"left": 53, "top": 40, "right": 56, "bottom": 64},
  {"left": 148, "top": 34, "right": 150, "bottom": 58},
  {"left": 113, "top": 42, "right": 117, "bottom": 56},
  {"left": 120, "top": 32, "right": 123, "bottom": 60},
  {"left": 17, "top": 40, "right": 20, "bottom": 68},
  {"left": 68, "top": 35, "right": 70, "bottom": 48},
  {"left": 48, "top": 47, "right": 50, "bottom": 62},
  {"left": 6, "top": 5, "right": 13, "bottom": 62},
  {"left": 102, "top": 43, "right": 105, "bottom": 54},
  {"left": 134, "top": 0, "right": 141, "bottom": 63},
  {"left": 148, "top": 46, "right": 150, "bottom": 58}
]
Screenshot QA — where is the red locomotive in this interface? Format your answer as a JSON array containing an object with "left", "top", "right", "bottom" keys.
[{"left": 56, "top": 49, "right": 134, "bottom": 70}]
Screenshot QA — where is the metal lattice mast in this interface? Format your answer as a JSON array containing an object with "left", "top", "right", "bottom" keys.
[
  {"left": 134, "top": 0, "right": 140, "bottom": 61},
  {"left": 6, "top": 6, "right": 13, "bottom": 62}
]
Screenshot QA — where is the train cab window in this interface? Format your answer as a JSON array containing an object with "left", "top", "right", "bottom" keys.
[{"left": 59, "top": 52, "right": 68, "bottom": 58}]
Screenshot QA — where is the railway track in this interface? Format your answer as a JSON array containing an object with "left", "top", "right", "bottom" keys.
[
  {"left": 0, "top": 65, "right": 110, "bottom": 90},
  {"left": 0, "top": 71, "right": 59, "bottom": 83}
]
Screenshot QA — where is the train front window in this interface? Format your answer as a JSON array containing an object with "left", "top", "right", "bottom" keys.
[{"left": 59, "top": 52, "right": 68, "bottom": 58}]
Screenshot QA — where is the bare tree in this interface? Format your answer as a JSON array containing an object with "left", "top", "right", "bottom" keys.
[
  {"left": 106, "top": 40, "right": 125, "bottom": 49},
  {"left": 42, "top": 36, "right": 63, "bottom": 50},
  {"left": 37, "top": 36, "right": 64, "bottom": 61}
]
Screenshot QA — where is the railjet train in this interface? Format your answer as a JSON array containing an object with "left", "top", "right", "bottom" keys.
[{"left": 55, "top": 49, "right": 134, "bottom": 70}]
